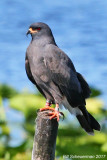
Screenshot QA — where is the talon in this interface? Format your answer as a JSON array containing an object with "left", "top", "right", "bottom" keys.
[
  {"left": 40, "top": 101, "right": 55, "bottom": 112},
  {"left": 40, "top": 102, "right": 64, "bottom": 121},
  {"left": 59, "top": 112, "right": 65, "bottom": 120},
  {"left": 49, "top": 103, "right": 64, "bottom": 122},
  {"left": 49, "top": 111, "right": 60, "bottom": 121},
  {"left": 40, "top": 106, "right": 55, "bottom": 112}
]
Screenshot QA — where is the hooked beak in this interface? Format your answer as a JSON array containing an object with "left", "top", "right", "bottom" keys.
[
  {"left": 26, "top": 28, "right": 38, "bottom": 36},
  {"left": 26, "top": 29, "right": 31, "bottom": 36}
]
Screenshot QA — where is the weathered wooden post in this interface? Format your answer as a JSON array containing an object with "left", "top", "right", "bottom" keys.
[{"left": 32, "top": 110, "right": 58, "bottom": 160}]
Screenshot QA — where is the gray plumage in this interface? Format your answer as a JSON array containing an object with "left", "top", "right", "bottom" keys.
[{"left": 25, "top": 22, "right": 100, "bottom": 135}]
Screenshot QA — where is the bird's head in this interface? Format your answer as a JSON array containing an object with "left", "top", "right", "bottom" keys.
[{"left": 26, "top": 22, "right": 53, "bottom": 40}]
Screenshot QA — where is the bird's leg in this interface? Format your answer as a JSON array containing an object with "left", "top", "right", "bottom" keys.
[
  {"left": 49, "top": 103, "right": 64, "bottom": 121},
  {"left": 40, "top": 100, "right": 55, "bottom": 111}
]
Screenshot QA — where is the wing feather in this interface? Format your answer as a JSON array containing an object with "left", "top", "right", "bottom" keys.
[
  {"left": 25, "top": 55, "right": 46, "bottom": 98},
  {"left": 45, "top": 45, "right": 86, "bottom": 107}
]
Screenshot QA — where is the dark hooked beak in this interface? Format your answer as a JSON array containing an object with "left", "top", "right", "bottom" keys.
[{"left": 26, "top": 29, "right": 31, "bottom": 36}]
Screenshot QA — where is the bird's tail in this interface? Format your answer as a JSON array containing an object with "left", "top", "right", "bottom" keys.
[
  {"left": 77, "top": 105, "right": 100, "bottom": 135},
  {"left": 62, "top": 98, "right": 100, "bottom": 135},
  {"left": 76, "top": 111, "right": 100, "bottom": 135}
]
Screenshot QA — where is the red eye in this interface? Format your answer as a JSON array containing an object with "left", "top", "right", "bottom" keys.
[{"left": 37, "top": 27, "right": 41, "bottom": 30}]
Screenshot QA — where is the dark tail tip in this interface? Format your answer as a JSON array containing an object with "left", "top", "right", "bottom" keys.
[
  {"left": 76, "top": 115, "right": 94, "bottom": 135},
  {"left": 88, "top": 113, "right": 101, "bottom": 131},
  {"left": 78, "top": 105, "right": 101, "bottom": 133}
]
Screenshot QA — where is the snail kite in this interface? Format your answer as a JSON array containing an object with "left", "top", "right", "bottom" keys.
[{"left": 25, "top": 22, "right": 100, "bottom": 135}]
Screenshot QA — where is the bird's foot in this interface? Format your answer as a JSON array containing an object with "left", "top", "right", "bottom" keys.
[
  {"left": 40, "top": 103, "right": 64, "bottom": 121},
  {"left": 40, "top": 101, "right": 54, "bottom": 112},
  {"left": 40, "top": 106, "right": 55, "bottom": 111},
  {"left": 49, "top": 104, "right": 64, "bottom": 122}
]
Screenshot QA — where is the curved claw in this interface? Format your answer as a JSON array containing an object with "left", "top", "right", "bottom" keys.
[
  {"left": 39, "top": 103, "right": 64, "bottom": 121},
  {"left": 49, "top": 111, "right": 60, "bottom": 121},
  {"left": 49, "top": 111, "right": 64, "bottom": 121},
  {"left": 59, "top": 112, "right": 65, "bottom": 121}
]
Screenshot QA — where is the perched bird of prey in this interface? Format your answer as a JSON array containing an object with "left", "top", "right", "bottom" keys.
[{"left": 26, "top": 22, "right": 100, "bottom": 135}]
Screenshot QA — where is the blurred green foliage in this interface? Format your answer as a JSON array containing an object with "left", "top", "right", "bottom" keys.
[
  {"left": 0, "top": 97, "right": 6, "bottom": 123},
  {"left": 0, "top": 84, "right": 18, "bottom": 99},
  {"left": 0, "top": 83, "right": 107, "bottom": 160},
  {"left": 90, "top": 86, "right": 102, "bottom": 98}
]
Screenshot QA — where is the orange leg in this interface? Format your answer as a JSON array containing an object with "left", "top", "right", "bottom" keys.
[
  {"left": 40, "top": 101, "right": 55, "bottom": 112},
  {"left": 49, "top": 104, "right": 64, "bottom": 122},
  {"left": 40, "top": 102, "right": 64, "bottom": 121}
]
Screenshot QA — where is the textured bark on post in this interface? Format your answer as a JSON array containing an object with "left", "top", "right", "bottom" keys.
[{"left": 32, "top": 110, "right": 58, "bottom": 160}]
